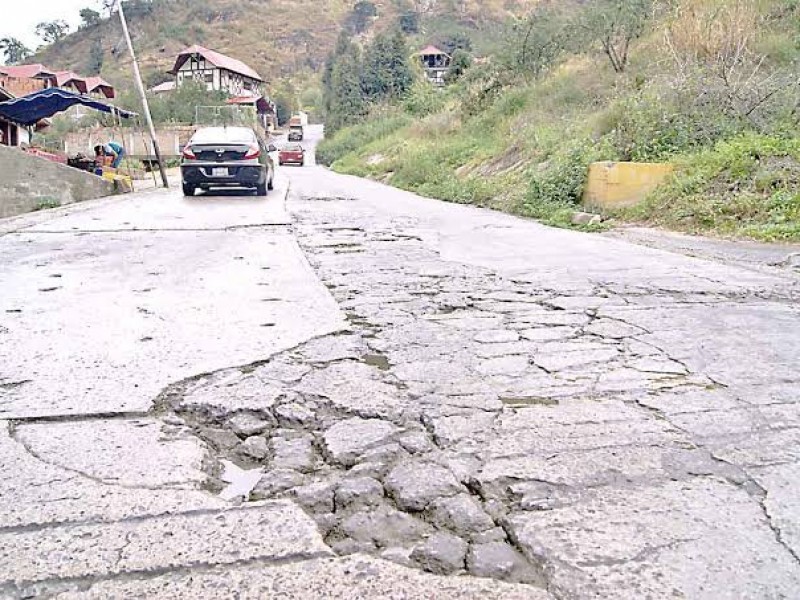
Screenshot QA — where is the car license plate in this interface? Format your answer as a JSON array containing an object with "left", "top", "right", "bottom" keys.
[{"left": 212, "top": 167, "right": 228, "bottom": 177}]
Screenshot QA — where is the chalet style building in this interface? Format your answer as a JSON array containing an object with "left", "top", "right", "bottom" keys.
[
  {"left": 169, "top": 45, "right": 264, "bottom": 96},
  {"left": 419, "top": 45, "right": 451, "bottom": 86}
]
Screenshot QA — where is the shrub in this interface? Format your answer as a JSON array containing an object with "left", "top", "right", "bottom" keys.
[
  {"left": 525, "top": 137, "right": 617, "bottom": 210},
  {"left": 625, "top": 134, "right": 800, "bottom": 241},
  {"left": 605, "top": 84, "right": 750, "bottom": 162},
  {"left": 402, "top": 82, "right": 447, "bottom": 117}
]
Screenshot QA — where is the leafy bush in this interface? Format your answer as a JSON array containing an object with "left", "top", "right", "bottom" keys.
[
  {"left": 526, "top": 137, "right": 617, "bottom": 209},
  {"left": 402, "top": 82, "right": 447, "bottom": 117}
]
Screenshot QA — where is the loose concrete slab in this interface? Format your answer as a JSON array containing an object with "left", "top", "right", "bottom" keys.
[
  {"left": 52, "top": 555, "right": 552, "bottom": 599},
  {"left": 1, "top": 501, "right": 329, "bottom": 597},
  {"left": 507, "top": 478, "right": 800, "bottom": 599},
  {"left": 0, "top": 422, "right": 223, "bottom": 530},
  {"left": 13, "top": 418, "right": 206, "bottom": 489}
]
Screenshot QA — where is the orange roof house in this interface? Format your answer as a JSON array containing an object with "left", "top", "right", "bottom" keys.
[{"left": 0, "top": 65, "right": 116, "bottom": 99}]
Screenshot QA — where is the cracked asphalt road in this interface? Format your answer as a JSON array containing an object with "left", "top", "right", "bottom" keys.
[{"left": 1, "top": 125, "right": 799, "bottom": 598}]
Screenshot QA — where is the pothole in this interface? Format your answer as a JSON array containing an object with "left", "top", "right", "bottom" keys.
[
  {"left": 363, "top": 353, "right": 391, "bottom": 371},
  {"left": 155, "top": 333, "right": 548, "bottom": 587}
]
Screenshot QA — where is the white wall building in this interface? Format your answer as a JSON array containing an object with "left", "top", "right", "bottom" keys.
[{"left": 169, "top": 45, "right": 264, "bottom": 97}]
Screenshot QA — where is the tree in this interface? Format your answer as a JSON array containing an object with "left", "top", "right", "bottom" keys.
[
  {"left": 79, "top": 8, "right": 102, "bottom": 28},
  {"left": 345, "top": 1, "right": 378, "bottom": 35},
  {"left": 322, "top": 29, "right": 413, "bottom": 132},
  {"left": 398, "top": 12, "right": 419, "bottom": 34},
  {"left": 0, "top": 37, "right": 32, "bottom": 64},
  {"left": 87, "top": 40, "right": 104, "bottom": 75},
  {"left": 361, "top": 31, "right": 413, "bottom": 102},
  {"left": 273, "top": 94, "right": 293, "bottom": 126},
  {"left": 445, "top": 49, "right": 472, "bottom": 83},
  {"left": 506, "top": 9, "right": 571, "bottom": 78},
  {"left": 322, "top": 32, "right": 349, "bottom": 114},
  {"left": 146, "top": 80, "right": 228, "bottom": 125},
  {"left": 324, "top": 38, "right": 368, "bottom": 132},
  {"left": 580, "top": 0, "right": 654, "bottom": 73},
  {"left": 36, "top": 20, "right": 70, "bottom": 44}
]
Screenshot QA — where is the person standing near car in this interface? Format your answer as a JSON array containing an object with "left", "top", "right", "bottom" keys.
[{"left": 94, "top": 141, "right": 125, "bottom": 169}]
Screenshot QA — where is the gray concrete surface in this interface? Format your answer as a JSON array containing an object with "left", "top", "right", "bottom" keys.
[
  {"left": 1, "top": 125, "right": 798, "bottom": 598},
  {"left": 0, "top": 144, "right": 116, "bottom": 219}
]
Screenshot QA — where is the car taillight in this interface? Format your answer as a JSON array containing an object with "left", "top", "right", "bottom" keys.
[
  {"left": 245, "top": 144, "right": 260, "bottom": 159},
  {"left": 182, "top": 146, "right": 196, "bottom": 159}
]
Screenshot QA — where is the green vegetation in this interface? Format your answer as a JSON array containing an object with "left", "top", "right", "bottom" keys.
[
  {"left": 0, "top": 37, "right": 32, "bottom": 64},
  {"left": 319, "top": 0, "right": 800, "bottom": 240},
  {"left": 623, "top": 135, "right": 800, "bottom": 241},
  {"left": 35, "top": 21, "right": 70, "bottom": 45},
  {"left": 36, "top": 0, "right": 539, "bottom": 97},
  {"left": 316, "top": 113, "right": 412, "bottom": 168},
  {"left": 34, "top": 198, "right": 61, "bottom": 211},
  {"left": 323, "top": 30, "right": 414, "bottom": 132}
]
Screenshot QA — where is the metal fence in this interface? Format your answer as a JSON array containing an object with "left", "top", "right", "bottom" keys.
[{"left": 194, "top": 105, "right": 258, "bottom": 128}]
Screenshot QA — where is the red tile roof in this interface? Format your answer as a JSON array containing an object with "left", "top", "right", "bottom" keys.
[
  {"left": 419, "top": 45, "right": 449, "bottom": 57},
  {"left": 85, "top": 76, "right": 115, "bottom": 98},
  {"left": 226, "top": 95, "right": 271, "bottom": 112},
  {"left": 0, "top": 64, "right": 57, "bottom": 79},
  {"left": 170, "top": 45, "right": 263, "bottom": 82},
  {"left": 1, "top": 65, "right": 114, "bottom": 98},
  {"left": 54, "top": 71, "right": 89, "bottom": 94}
]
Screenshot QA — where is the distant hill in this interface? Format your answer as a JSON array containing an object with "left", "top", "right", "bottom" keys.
[{"left": 33, "top": 0, "right": 542, "bottom": 91}]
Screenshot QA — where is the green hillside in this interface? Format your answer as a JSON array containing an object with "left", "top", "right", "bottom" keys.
[
  {"left": 318, "top": 0, "right": 800, "bottom": 242},
  {"left": 33, "top": 0, "right": 543, "bottom": 90}
]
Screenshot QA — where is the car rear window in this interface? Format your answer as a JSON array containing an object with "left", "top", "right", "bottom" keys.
[
  {"left": 283, "top": 144, "right": 303, "bottom": 151},
  {"left": 191, "top": 127, "right": 256, "bottom": 145}
]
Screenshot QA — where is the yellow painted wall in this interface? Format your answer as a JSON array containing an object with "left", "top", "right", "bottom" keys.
[{"left": 583, "top": 162, "right": 674, "bottom": 210}]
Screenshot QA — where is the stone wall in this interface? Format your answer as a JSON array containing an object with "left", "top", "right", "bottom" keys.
[{"left": 0, "top": 144, "right": 116, "bottom": 219}]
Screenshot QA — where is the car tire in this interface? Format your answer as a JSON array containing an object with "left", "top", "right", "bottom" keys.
[
  {"left": 182, "top": 183, "right": 195, "bottom": 197},
  {"left": 256, "top": 181, "right": 268, "bottom": 196},
  {"left": 267, "top": 176, "right": 274, "bottom": 191},
  {"left": 300, "top": 161, "right": 305, "bottom": 167}
]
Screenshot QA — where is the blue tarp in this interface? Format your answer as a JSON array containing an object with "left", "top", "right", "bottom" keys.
[{"left": 0, "top": 87, "right": 137, "bottom": 127}]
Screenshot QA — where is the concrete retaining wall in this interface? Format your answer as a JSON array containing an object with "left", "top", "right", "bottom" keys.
[
  {"left": 583, "top": 161, "right": 674, "bottom": 210},
  {"left": 0, "top": 144, "right": 116, "bottom": 219},
  {"left": 63, "top": 126, "right": 196, "bottom": 158}
]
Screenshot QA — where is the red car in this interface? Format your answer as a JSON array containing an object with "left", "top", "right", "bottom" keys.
[{"left": 278, "top": 143, "right": 305, "bottom": 166}]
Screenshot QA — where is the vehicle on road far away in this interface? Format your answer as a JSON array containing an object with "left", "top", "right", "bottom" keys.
[
  {"left": 181, "top": 126, "right": 275, "bottom": 197},
  {"left": 279, "top": 143, "right": 305, "bottom": 167},
  {"left": 288, "top": 114, "right": 305, "bottom": 141}
]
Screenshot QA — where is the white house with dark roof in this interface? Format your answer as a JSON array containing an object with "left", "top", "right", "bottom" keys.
[
  {"left": 169, "top": 45, "right": 264, "bottom": 97},
  {"left": 419, "top": 45, "right": 452, "bottom": 87}
]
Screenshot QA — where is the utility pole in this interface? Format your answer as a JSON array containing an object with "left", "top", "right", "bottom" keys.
[{"left": 117, "top": 0, "right": 169, "bottom": 188}]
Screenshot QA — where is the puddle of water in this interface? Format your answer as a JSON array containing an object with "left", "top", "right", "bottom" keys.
[
  {"left": 363, "top": 353, "right": 391, "bottom": 371},
  {"left": 500, "top": 396, "right": 560, "bottom": 408},
  {"left": 218, "top": 459, "right": 263, "bottom": 502}
]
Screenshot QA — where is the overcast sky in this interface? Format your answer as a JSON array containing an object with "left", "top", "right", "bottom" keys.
[{"left": 1, "top": 0, "right": 102, "bottom": 59}]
